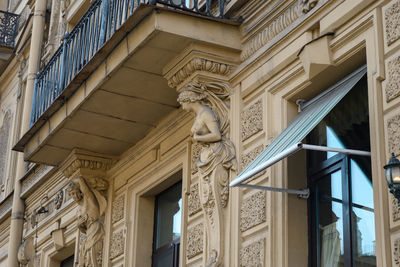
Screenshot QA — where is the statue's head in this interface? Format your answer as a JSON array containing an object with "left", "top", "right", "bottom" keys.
[
  {"left": 177, "top": 82, "right": 207, "bottom": 112},
  {"left": 67, "top": 180, "right": 82, "bottom": 202}
]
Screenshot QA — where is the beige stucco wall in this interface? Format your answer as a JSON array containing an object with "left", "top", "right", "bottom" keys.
[{"left": 1, "top": 0, "right": 400, "bottom": 266}]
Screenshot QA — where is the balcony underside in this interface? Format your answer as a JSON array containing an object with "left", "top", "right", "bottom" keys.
[{"left": 16, "top": 6, "right": 240, "bottom": 166}]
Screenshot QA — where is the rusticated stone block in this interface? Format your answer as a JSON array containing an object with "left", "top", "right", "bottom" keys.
[
  {"left": 388, "top": 114, "right": 400, "bottom": 155},
  {"left": 187, "top": 223, "right": 203, "bottom": 259},
  {"left": 241, "top": 100, "right": 263, "bottom": 141},
  {"left": 112, "top": 195, "right": 125, "bottom": 224},
  {"left": 110, "top": 230, "right": 125, "bottom": 260},
  {"left": 188, "top": 183, "right": 201, "bottom": 216},
  {"left": 240, "top": 239, "right": 265, "bottom": 267},
  {"left": 386, "top": 56, "right": 400, "bottom": 102},
  {"left": 241, "top": 191, "right": 266, "bottom": 231},
  {"left": 385, "top": 1, "right": 400, "bottom": 46}
]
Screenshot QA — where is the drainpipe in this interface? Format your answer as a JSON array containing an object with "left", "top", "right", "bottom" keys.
[{"left": 8, "top": 0, "right": 46, "bottom": 265}]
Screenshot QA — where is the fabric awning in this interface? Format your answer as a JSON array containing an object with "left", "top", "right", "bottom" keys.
[{"left": 230, "top": 65, "right": 367, "bottom": 187}]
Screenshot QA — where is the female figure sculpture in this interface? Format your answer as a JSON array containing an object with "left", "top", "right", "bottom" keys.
[
  {"left": 68, "top": 176, "right": 108, "bottom": 267},
  {"left": 178, "top": 81, "right": 236, "bottom": 267}
]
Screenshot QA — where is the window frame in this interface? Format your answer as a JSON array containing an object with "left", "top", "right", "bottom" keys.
[{"left": 151, "top": 180, "right": 182, "bottom": 267}]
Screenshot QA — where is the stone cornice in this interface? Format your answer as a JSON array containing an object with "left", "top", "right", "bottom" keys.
[
  {"left": 167, "top": 57, "right": 232, "bottom": 88},
  {"left": 61, "top": 149, "right": 117, "bottom": 178},
  {"left": 241, "top": 0, "right": 319, "bottom": 61}
]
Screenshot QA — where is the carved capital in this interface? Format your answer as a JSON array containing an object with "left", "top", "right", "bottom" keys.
[
  {"left": 166, "top": 57, "right": 232, "bottom": 89},
  {"left": 61, "top": 149, "right": 117, "bottom": 178}
]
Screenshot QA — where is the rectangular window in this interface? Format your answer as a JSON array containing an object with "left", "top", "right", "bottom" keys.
[
  {"left": 60, "top": 255, "right": 74, "bottom": 267},
  {"left": 152, "top": 181, "right": 182, "bottom": 267},
  {"left": 307, "top": 74, "right": 376, "bottom": 267}
]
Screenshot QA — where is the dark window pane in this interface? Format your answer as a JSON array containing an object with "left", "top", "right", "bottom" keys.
[
  {"left": 60, "top": 255, "right": 74, "bottom": 267},
  {"left": 316, "top": 170, "right": 344, "bottom": 267},
  {"left": 350, "top": 159, "right": 376, "bottom": 266},
  {"left": 154, "top": 181, "right": 182, "bottom": 250}
]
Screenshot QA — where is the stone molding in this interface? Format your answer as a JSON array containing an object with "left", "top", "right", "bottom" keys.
[
  {"left": 61, "top": 149, "right": 116, "bottom": 178},
  {"left": 167, "top": 57, "right": 232, "bottom": 89},
  {"left": 240, "top": 238, "right": 265, "bottom": 267},
  {"left": 241, "top": 0, "right": 318, "bottom": 61},
  {"left": 385, "top": 55, "right": 400, "bottom": 102},
  {"left": 385, "top": 0, "right": 400, "bottom": 46},
  {"left": 21, "top": 165, "right": 55, "bottom": 197}
]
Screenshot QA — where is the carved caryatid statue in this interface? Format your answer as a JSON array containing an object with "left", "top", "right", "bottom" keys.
[
  {"left": 178, "top": 81, "right": 236, "bottom": 267},
  {"left": 67, "top": 176, "right": 108, "bottom": 267}
]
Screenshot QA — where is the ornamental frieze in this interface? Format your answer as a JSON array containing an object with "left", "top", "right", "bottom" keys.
[
  {"left": 241, "top": 0, "right": 319, "bottom": 61},
  {"left": 167, "top": 58, "right": 232, "bottom": 88}
]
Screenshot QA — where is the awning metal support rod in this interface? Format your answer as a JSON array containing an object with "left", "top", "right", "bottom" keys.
[
  {"left": 229, "top": 142, "right": 371, "bottom": 199},
  {"left": 237, "top": 183, "right": 310, "bottom": 199}
]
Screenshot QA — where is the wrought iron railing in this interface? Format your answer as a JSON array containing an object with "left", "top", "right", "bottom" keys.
[
  {"left": 0, "top": 10, "right": 19, "bottom": 47},
  {"left": 30, "top": 0, "right": 225, "bottom": 125}
]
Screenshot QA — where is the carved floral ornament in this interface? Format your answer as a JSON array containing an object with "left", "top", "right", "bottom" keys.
[
  {"left": 177, "top": 81, "right": 237, "bottom": 267},
  {"left": 167, "top": 58, "right": 232, "bottom": 89},
  {"left": 62, "top": 158, "right": 112, "bottom": 178},
  {"left": 241, "top": 0, "right": 319, "bottom": 61}
]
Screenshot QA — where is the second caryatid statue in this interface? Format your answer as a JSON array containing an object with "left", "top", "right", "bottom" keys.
[{"left": 178, "top": 81, "right": 237, "bottom": 267}]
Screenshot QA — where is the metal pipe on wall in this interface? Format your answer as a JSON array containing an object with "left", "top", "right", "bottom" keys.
[{"left": 8, "top": 0, "right": 47, "bottom": 265}]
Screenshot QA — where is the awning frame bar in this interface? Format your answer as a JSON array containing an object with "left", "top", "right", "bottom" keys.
[{"left": 229, "top": 142, "right": 371, "bottom": 199}]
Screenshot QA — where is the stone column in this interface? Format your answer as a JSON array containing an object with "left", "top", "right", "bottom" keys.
[
  {"left": 60, "top": 149, "right": 116, "bottom": 267},
  {"left": 164, "top": 44, "right": 239, "bottom": 267}
]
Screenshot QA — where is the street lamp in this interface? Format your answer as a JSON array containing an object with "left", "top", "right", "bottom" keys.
[{"left": 384, "top": 153, "right": 400, "bottom": 204}]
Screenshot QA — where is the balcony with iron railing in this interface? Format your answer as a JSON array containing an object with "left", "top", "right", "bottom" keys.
[
  {"left": 0, "top": 10, "right": 19, "bottom": 72},
  {"left": 14, "top": 0, "right": 241, "bottom": 165},
  {"left": 0, "top": 10, "right": 19, "bottom": 48}
]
